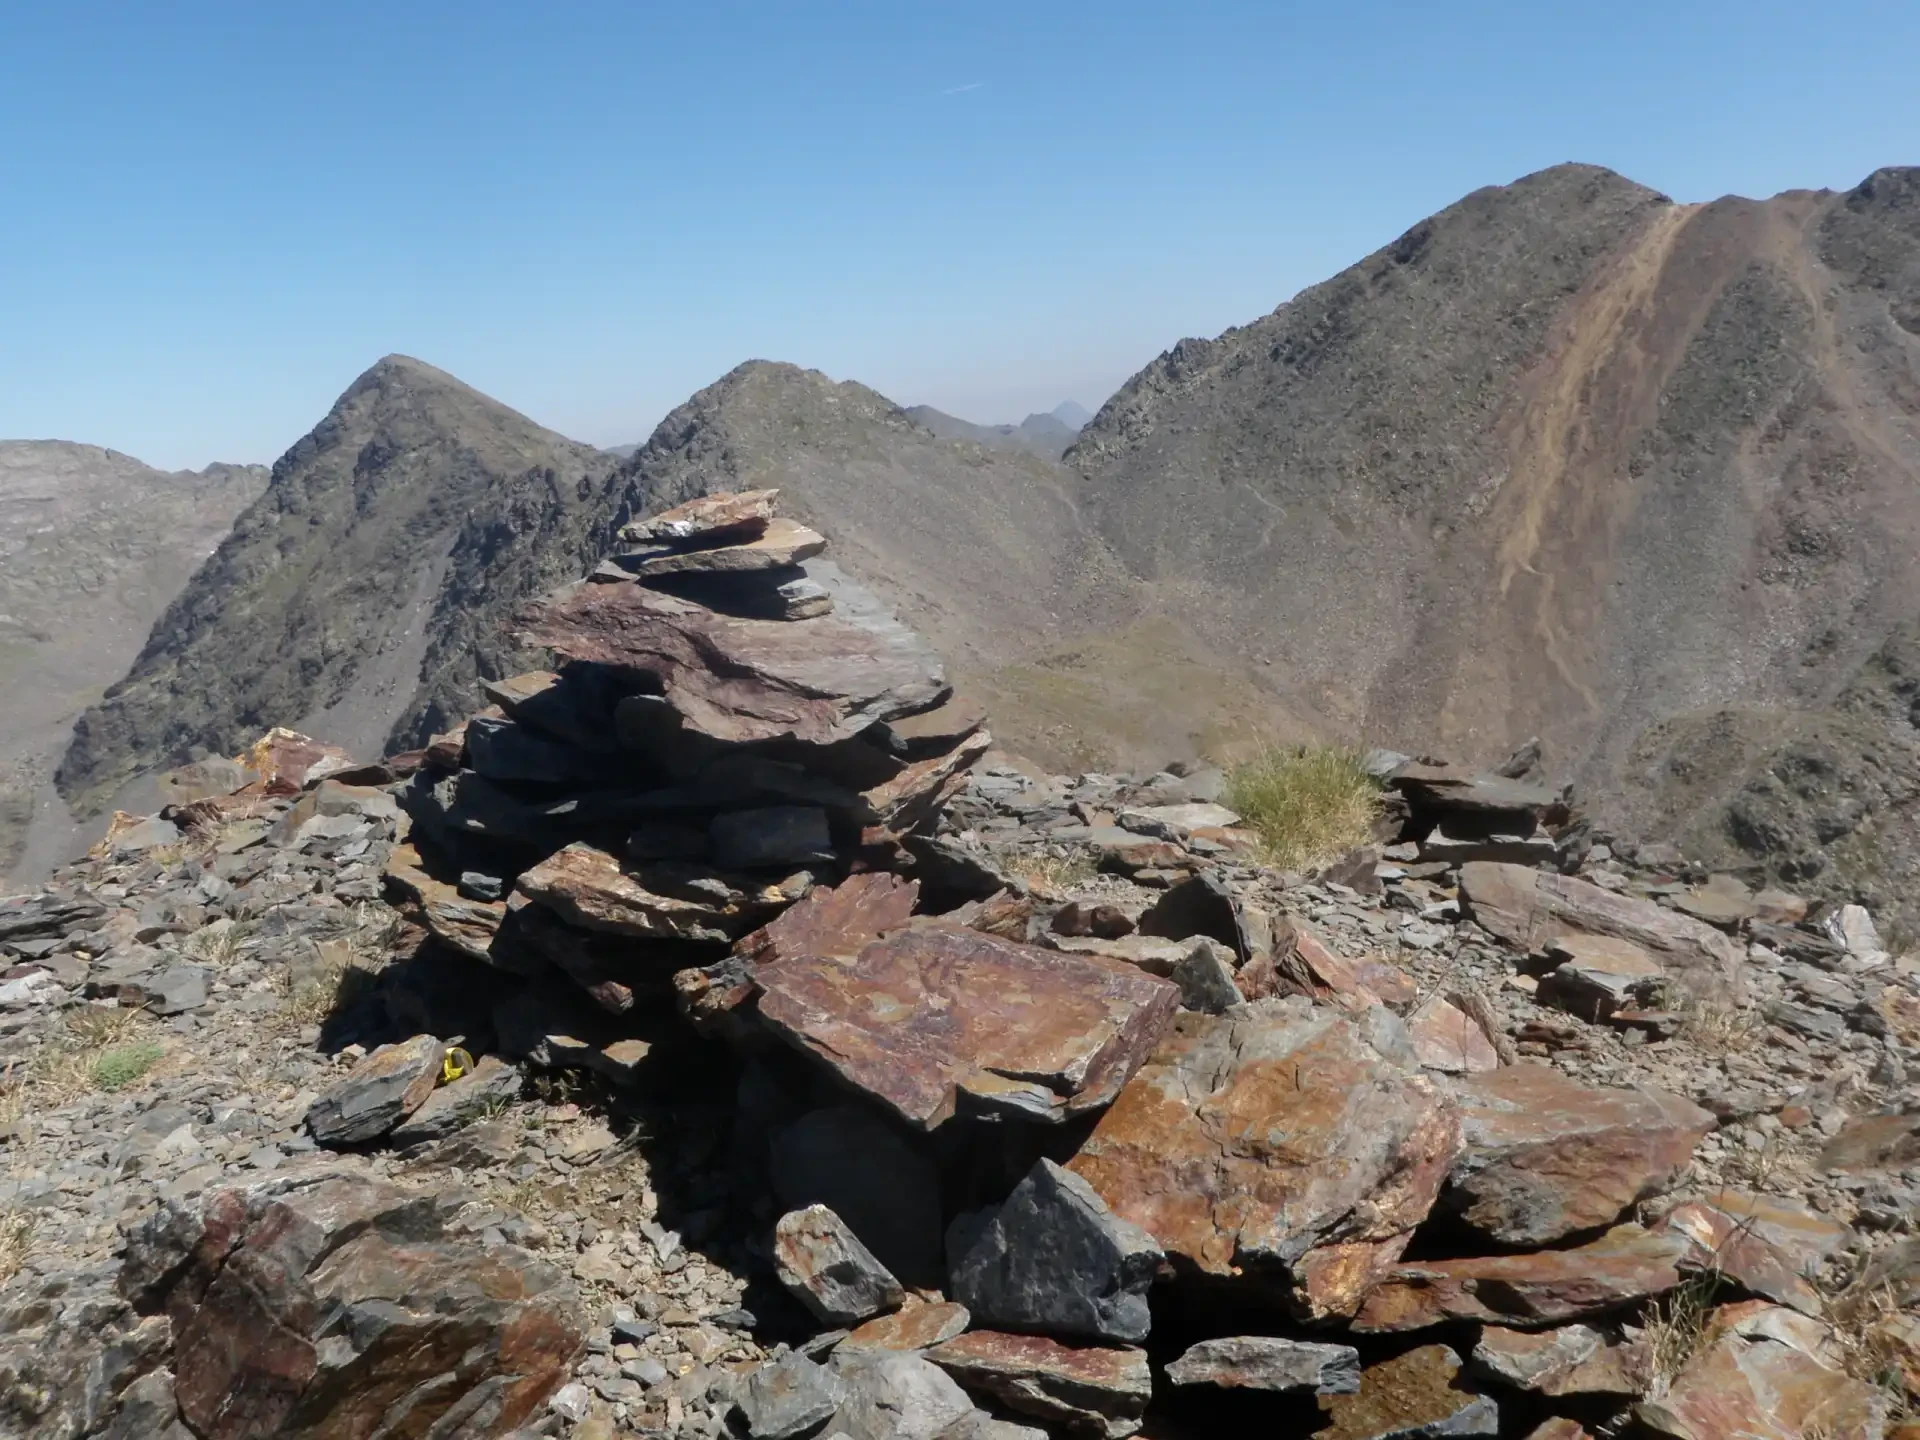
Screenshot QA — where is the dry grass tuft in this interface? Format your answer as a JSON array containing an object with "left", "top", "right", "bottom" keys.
[
  {"left": 0, "top": 1006, "right": 166, "bottom": 1115},
  {"left": 1822, "top": 1279, "right": 1914, "bottom": 1420},
  {"left": 1225, "top": 744, "right": 1381, "bottom": 870},
  {"left": 276, "top": 904, "right": 401, "bottom": 1027},
  {"left": 1642, "top": 1270, "right": 1724, "bottom": 1393},
  {"left": 0, "top": 1209, "right": 36, "bottom": 1282},
  {"left": 1653, "top": 980, "right": 1768, "bottom": 1058},
  {"left": 1012, "top": 850, "right": 1099, "bottom": 897}
]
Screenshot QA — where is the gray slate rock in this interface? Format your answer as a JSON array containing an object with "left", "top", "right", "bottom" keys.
[
  {"left": 389, "top": 1055, "right": 522, "bottom": 1147},
  {"left": 951, "top": 1158, "right": 1162, "bottom": 1343},
  {"left": 1171, "top": 936, "right": 1242, "bottom": 1014},
  {"left": 775, "top": 1204, "right": 907, "bottom": 1325},
  {"left": 740, "top": 1352, "right": 847, "bottom": 1439},
  {"left": 305, "top": 1033, "right": 444, "bottom": 1146},
  {"left": 1166, "top": 1336, "right": 1361, "bottom": 1394},
  {"left": 771, "top": 1105, "right": 945, "bottom": 1288},
  {"left": 827, "top": 1352, "right": 978, "bottom": 1440}
]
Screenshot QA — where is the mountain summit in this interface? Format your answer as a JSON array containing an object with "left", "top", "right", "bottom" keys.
[{"left": 55, "top": 355, "right": 609, "bottom": 814}]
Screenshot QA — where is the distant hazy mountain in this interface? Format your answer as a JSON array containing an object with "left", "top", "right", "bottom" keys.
[
  {"left": 902, "top": 404, "right": 1087, "bottom": 459},
  {"left": 1051, "top": 400, "right": 1094, "bottom": 429},
  {"left": 0, "top": 443, "right": 266, "bottom": 875}
]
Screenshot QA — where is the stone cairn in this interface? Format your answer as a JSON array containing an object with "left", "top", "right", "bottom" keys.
[{"left": 385, "top": 488, "right": 997, "bottom": 1089}]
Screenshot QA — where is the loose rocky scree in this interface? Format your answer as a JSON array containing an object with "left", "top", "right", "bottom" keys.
[{"left": 4, "top": 492, "right": 1919, "bottom": 1440}]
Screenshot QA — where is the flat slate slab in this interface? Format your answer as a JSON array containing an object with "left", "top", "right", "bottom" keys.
[
  {"left": 518, "top": 560, "right": 948, "bottom": 746},
  {"left": 754, "top": 926, "right": 1179, "bottom": 1130}
]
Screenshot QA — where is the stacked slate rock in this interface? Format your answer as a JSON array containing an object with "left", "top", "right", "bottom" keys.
[{"left": 386, "top": 489, "right": 992, "bottom": 1081}]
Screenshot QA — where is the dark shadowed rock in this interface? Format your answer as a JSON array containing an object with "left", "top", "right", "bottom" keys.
[
  {"left": 770, "top": 1104, "right": 945, "bottom": 1289},
  {"left": 1165, "top": 1336, "right": 1360, "bottom": 1394},
  {"left": 950, "top": 1159, "right": 1162, "bottom": 1344},
  {"left": 516, "top": 842, "right": 805, "bottom": 943}
]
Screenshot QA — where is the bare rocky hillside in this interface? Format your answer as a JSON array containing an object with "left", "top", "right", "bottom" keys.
[
  {"left": 0, "top": 443, "right": 265, "bottom": 877},
  {"left": 1066, "top": 162, "right": 1920, "bottom": 928}
]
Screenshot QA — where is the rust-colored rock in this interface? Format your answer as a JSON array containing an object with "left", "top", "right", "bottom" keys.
[
  {"left": 618, "top": 487, "right": 778, "bottom": 545},
  {"left": 1316, "top": 1344, "right": 1498, "bottom": 1440},
  {"left": 1458, "top": 862, "right": 1742, "bottom": 998},
  {"left": 516, "top": 842, "right": 805, "bottom": 943},
  {"left": 517, "top": 571, "right": 948, "bottom": 746},
  {"left": 756, "top": 927, "right": 1178, "bottom": 1130},
  {"left": 384, "top": 842, "right": 507, "bottom": 964},
  {"left": 125, "top": 1170, "right": 584, "bottom": 1440},
  {"left": 926, "top": 1331, "right": 1152, "bottom": 1440},
  {"left": 1353, "top": 1224, "right": 1688, "bottom": 1332},
  {"left": 1470, "top": 1325, "right": 1646, "bottom": 1396},
  {"left": 1635, "top": 1304, "right": 1887, "bottom": 1440},
  {"left": 873, "top": 691, "right": 988, "bottom": 758},
  {"left": 1658, "top": 1190, "right": 1854, "bottom": 1316},
  {"left": 736, "top": 871, "right": 919, "bottom": 966},
  {"left": 1443, "top": 1064, "right": 1713, "bottom": 1245},
  {"left": 1536, "top": 932, "right": 1666, "bottom": 1021},
  {"left": 840, "top": 1301, "right": 972, "bottom": 1354},
  {"left": 1274, "top": 920, "right": 1419, "bottom": 1011},
  {"left": 1406, "top": 994, "right": 1501, "bottom": 1073},
  {"left": 1067, "top": 997, "right": 1459, "bottom": 1318}
]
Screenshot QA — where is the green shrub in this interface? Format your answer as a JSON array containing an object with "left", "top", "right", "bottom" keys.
[
  {"left": 91, "top": 1040, "right": 167, "bottom": 1092},
  {"left": 1225, "top": 744, "right": 1381, "bottom": 869}
]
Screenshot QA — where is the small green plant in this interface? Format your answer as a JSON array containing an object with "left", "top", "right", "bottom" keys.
[
  {"left": 91, "top": 1040, "right": 168, "bottom": 1092},
  {"left": 1224, "top": 744, "right": 1381, "bottom": 869}
]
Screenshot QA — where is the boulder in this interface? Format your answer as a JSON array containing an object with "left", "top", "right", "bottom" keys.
[
  {"left": 1316, "top": 1345, "right": 1498, "bottom": 1440},
  {"left": 1353, "top": 1224, "right": 1688, "bottom": 1332},
  {"left": 619, "top": 487, "right": 779, "bottom": 545},
  {"left": 1458, "top": 862, "right": 1742, "bottom": 999},
  {"left": 1469, "top": 1325, "right": 1646, "bottom": 1396},
  {"left": 1067, "top": 998, "right": 1459, "bottom": 1321},
  {"left": 121, "top": 1170, "right": 583, "bottom": 1439},
  {"left": 926, "top": 1332, "right": 1152, "bottom": 1440},
  {"left": 305, "top": 1034, "right": 444, "bottom": 1147},
  {"left": 1635, "top": 1304, "right": 1887, "bottom": 1440},
  {"left": 1169, "top": 936, "right": 1243, "bottom": 1014},
  {"left": 774, "top": 1205, "right": 907, "bottom": 1325},
  {"left": 1165, "top": 1336, "right": 1360, "bottom": 1394},
  {"left": 389, "top": 1056, "right": 522, "bottom": 1147},
  {"left": 1535, "top": 933, "right": 1665, "bottom": 1021},
  {"left": 1657, "top": 1190, "right": 1854, "bottom": 1316},
  {"left": 949, "top": 1159, "right": 1162, "bottom": 1344},
  {"left": 754, "top": 927, "right": 1179, "bottom": 1130},
  {"left": 1442, "top": 1065, "right": 1713, "bottom": 1244},
  {"left": 616, "top": 515, "right": 827, "bottom": 577},
  {"left": 739, "top": 1351, "right": 847, "bottom": 1440},
  {"left": 826, "top": 1351, "right": 977, "bottom": 1440}
]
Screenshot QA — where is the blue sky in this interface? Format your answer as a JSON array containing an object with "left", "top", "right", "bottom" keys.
[{"left": 3, "top": 1, "right": 1916, "bottom": 470}]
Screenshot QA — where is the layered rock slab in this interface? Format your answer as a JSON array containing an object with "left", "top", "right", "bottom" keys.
[
  {"left": 1067, "top": 997, "right": 1460, "bottom": 1319},
  {"left": 517, "top": 567, "right": 948, "bottom": 747},
  {"left": 926, "top": 1331, "right": 1152, "bottom": 1440},
  {"left": 754, "top": 927, "right": 1179, "bottom": 1130}
]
